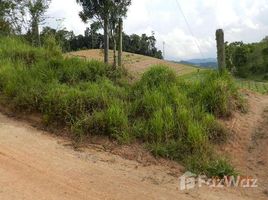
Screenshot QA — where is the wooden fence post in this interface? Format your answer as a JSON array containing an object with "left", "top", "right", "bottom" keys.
[{"left": 216, "top": 29, "right": 226, "bottom": 72}]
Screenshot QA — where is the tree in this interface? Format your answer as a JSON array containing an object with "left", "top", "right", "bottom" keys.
[
  {"left": 77, "top": 0, "right": 114, "bottom": 63},
  {"left": 41, "top": 25, "right": 163, "bottom": 60},
  {"left": 121, "top": 32, "right": 163, "bottom": 59},
  {"left": 88, "top": 21, "right": 101, "bottom": 49},
  {"left": 0, "top": 0, "right": 26, "bottom": 35},
  {"left": 40, "top": 26, "right": 75, "bottom": 52},
  {"left": 109, "top": 0, "right": 131, "bottom": 67},
  {"left": 225, "top": 41, "right": 263, "bottom": 78},
  {"left": 118, "top": 18, "right": 123, "bottom": 67},
  {"left": 76, "top": 0, "right": 131, "bottom": 65},
  {"left": 26, "top": 0, "right": 51, "bottom": 46}
]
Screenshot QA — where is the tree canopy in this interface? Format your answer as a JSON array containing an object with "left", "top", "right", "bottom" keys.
[
  {"left": 26, "top": 0, "right": 51, "bottom": 46},
  {"left": 39, "top": 26, "right": 163, "bottom": 59},
  {"left": 225, "top": 37, "right": 268, "bottom": 79},
  {"left": 76, "top": 0, "right": 132, "bottom": 64},
  {"left": 0, "top": 0, "right": 26, "bottom": 35}
]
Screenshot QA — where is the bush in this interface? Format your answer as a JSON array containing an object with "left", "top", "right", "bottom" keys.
[
  {"left": 0, "top": 66, "right": 48, "bottom": 111},
  {"left": 106, "top": 101, "right": 129, "bottom": 137},
  {"left": 137, "top": 65, "right": 176, "bottom": 90},
  {"left": 43, "top": 34, "right": 62, "bottom": 58},
  {"left": 205, "top": 159, "right": 237, "bottom": 178},
  {"left": 71, "top": 101, "right": 130, "bottom": 143},
  {"left": 202, "top": 114, "right": 228, "bottom": 144},
  {"left": 188, "top": 70, "right": 240, "bottom": 117}
]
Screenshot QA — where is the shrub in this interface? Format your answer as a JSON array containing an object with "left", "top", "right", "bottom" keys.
[
  {"left": 71, "top": 101, "right": 130, "bottom": 143},
  {"left": 134, "top": 65, "right": 176, "bottom": 91},
  {"left": 188, "top": 70, "right": 240, "bottom": 117},
  {"left": 105, "top": 101, "right": 129, "bottom": 138},
  {"left": 43, "top": 85, "right": 89, "bottom": 124},
  {"left": 43, "top": 34, "right": 62, "bottom": 58},
  {"left": 42, "top": 81, "right": 116, "bottom": 124},
  {"left": 148, "top": 140, "right": 191, "bottom": 161},
  {"left": 0, "top": 66, "right": 48, "bottom": 111},
  {"left": 202, "top": 114, "right": 228, "bottom": 144},
  {"left": 205, "top": 159, "right": 237, "bottom": 178}
]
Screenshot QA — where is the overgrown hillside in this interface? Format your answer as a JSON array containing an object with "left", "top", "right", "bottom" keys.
[{"left": 0, "top": 37, "right": 245, "bottom": 176}]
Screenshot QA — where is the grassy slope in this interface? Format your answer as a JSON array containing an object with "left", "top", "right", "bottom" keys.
[
  {"left": 67, "top": 49, "right": 198, "bottom": 78},
  {"left": 182, "top": 71, "right": 268, "bottom": 95},
  {"left": 0, "top": 37, "right": 244, "bottom": 177},
  {"left": 236, "top": 79, "right": 268, "bottom": 94}
]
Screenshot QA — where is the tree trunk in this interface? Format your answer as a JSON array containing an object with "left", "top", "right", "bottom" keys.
[
  {"left": 32, "top": 19, "right": 40, "bottom": 47},
  {"left": 216, "top": 29, "right": 226, "bottom": 72},
  {"left": 113, "top": 37, "right": 117, "bottom": 68},
  {"left": 104, "top": 16, "right": 109, "bottom": 64},
  {"left": 91, "top": 32, "right": 94, "bottom": 49},
  {"left": 118, "top": 18, "right": 123, "bottom": 67},
  {"left": 37, "top": 24, "right": 41, "bottom": 47}
]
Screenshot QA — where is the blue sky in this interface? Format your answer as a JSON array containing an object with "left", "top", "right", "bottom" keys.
[{"left": 47, "top": 0, "right": 268, "bottom": 61}]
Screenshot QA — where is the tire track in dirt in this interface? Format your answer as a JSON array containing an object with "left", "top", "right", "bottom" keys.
[{"left": 220, "top": 91, "right": 268, "bottom": 200}]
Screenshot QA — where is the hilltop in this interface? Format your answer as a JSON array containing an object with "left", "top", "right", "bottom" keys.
[{"left": 67, "top": 49, "right": 197, "bottom": 77}]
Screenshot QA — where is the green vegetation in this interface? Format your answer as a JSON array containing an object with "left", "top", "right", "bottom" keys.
[
  {"left": 40, "top": 27, "right": 163, "bottom": 59},
  {"left": 0, "top": 37, "right": 244, "bottom": 177},
  {"left": 183, "top": 70, "right": 268, "bottom": 95},
  {"left": 225, "top": 38, "right": 268, "bottom": 80},
  {"left": 236, "top": 79, "right": 268, "bottom": 94}
]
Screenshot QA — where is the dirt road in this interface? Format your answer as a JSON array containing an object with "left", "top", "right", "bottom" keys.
[{"left": 0, "top": 92, "right": 267, "bottom": 200}]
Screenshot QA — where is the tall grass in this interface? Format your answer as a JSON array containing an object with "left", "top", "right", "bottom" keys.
[{"left": 0, "top": 37, "right": 243, "bottom": 177}]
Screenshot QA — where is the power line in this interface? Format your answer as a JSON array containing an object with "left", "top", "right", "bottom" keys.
[{"left": 175, "top": 0, "right": 205, "bottom": 58}]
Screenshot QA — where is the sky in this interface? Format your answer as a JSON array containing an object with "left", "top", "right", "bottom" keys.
[{"left": 46, "top": 0, "right": 268, "bottom": 61}]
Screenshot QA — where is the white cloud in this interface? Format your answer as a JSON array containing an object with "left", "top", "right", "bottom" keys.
[
  {"left": 46, "top": 0, "right": 87, "bottom": 34},
  {"left": 46, "top": 0, "right": 268, "bottom": 60}
]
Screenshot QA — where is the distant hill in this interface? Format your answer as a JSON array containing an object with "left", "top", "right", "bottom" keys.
[{"left": 179, "top": 58, "right": 218, "bottom": 69}]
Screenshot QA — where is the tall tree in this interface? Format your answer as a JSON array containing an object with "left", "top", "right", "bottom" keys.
[
  {"left": 76, "top": 0, "right": 131, "bottom": 65},
  {"left": 118, "top": 18, "right": 123, "bottom": 67},
  {"left": 109, "top": 0, "right": 131, "bottom": 67},
  {"left": 76, "top": 0, "right": 114, "bottom": 64},
  {"left": 26, "top": 0, "right": 51, "bottom": 46}
]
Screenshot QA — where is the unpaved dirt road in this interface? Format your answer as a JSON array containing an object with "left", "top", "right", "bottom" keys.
[{"left": 0, "top": 92, "right": 267, "bottom": 200}]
